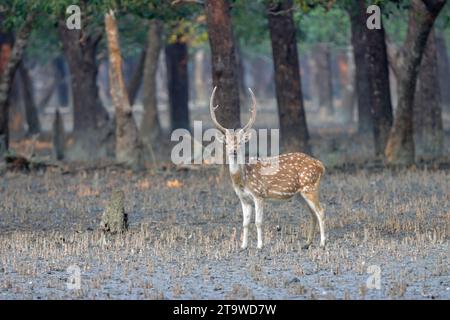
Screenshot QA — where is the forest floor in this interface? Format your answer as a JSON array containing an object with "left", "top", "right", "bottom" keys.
[
  {"left": 1, "top": 111, "right": 450, "bottom": 299},
  {"left": 0, "top": 164, "right": 448, "bottom": 299}
]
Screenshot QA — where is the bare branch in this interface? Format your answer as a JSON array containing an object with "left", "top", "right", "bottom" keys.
[
  {"left": 266, "top": 4, "right": 295, "bottom": 16},
  {"left": 171, "top": 0, "right": 204, "bottom": 6}
]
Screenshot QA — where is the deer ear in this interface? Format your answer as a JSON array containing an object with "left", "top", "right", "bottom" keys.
[{"left": 215, "top": 131, "right": 225, "bottom": 143}]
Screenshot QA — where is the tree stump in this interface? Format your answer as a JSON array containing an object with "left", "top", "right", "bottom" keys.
[
  {"left": 100, "top": 190, "right": 128, "bottom": 234},
  {"left": 52, "top": 109, "right": 64, "bottom": 160}
]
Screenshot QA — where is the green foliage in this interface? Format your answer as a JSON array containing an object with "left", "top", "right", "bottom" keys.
[
  {"left": 434, "top": 1, "right": 450, "bottom": 45},
  {"left": 382, "top": 2, "right": 408, "bottom": 45},
  {"left": 115, "top": 13, "right": 148, "bottom": 58},
  {"left": 296, "top": 6, "right": 351, "bottom": 49},
  {"left": 0, "top": 0, "right": 81, "bottom": 30},
  {"left": 165, "top": 17, "right": 208, "bottom": 47},
  {"left": 115, "top": 0, "right": 200, "bottom": 21},
  {"left": 232, "top": 0, "right": 271, "bottom": 56},
  {"left": 25, "top": 27, "right": 61, "bottom": 65},
  {"left": 383, "top": 0, "right": 449, "bottom": 46},
  {"left": 231, "top": 0, "right": 352, "bottom": 56},
  {"left": 4, "top": 0, "right": 444, "bottom": 71}
]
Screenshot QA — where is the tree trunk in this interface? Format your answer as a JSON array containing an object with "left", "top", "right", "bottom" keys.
[
  {"left": 127, "top": 47, "right": 146, "bottom": 106},
  {"left": 267, "top": 0, "right": 310, "bottom": 153},
  {"left": 18, "top": 61, "right": 40, "bottom": 135},
  {"left": 249, "top": 55, "right": 274, "bottom": 100},
  {"left": 413, "top": 29, "right": 443, "bottom": 161},
  {"left": 0, "top": 15, "right": 34, "bottom": 157},
  {"left": 385, "top": 0, "right": 446, "bottom": 165},
  {"left": 194, "top": 49, "right": 207, "bottom": 105},
  {"left": 54, "top": 56, "right": 69, "bottom": 108},
  {"left": 308, "top": 53, "right": 320, "bottom": 109},
  {"left": 366, "top": 19, "right": 393, "bottom": 157},
  {"left": 105, "top": 12, "right": 144, "bottom": 170},
  {"left": 300, "top": 51, "right": 312, "bottom": 102},
  {"left": 338, "top": 46, "right": 355, "bottom": 124},
  {"left": 348, "top": 2, "right": 373, "bottom": 135},
  {"left": 9, "top": 72, "right": 25, "bottom": 137},
  {"left": 235, "top": 41, "right": 247, "bottom": 106},
  {"left": 0, "top": 29, "right": 13, "bottom": 73},
  {"left": 165, "top": 38, "right": 190, "bottom": 131},
  {"left": 205, "top": 0, "right": 240, "bottom": 129},
  {"left": 52, "top": 109, "right": 64, "bottom": 160},
  {"left": 436, "top": 32, "right": 450, "bottom": 112},
  {"left": 58, "top": 21, "right": 111, "bottom": 160},
  {"left": 312, "top": 42, "right": 333, "bottom": 117},
  {"left": 141, "top": 20, "right": 163, "bottom": 149}
]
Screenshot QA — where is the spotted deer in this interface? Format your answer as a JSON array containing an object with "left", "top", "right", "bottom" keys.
[{"left": 210, "top": 86, "right": 326, "bottom": 249}]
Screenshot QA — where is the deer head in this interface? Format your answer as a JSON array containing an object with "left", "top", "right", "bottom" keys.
[{"left": 209, "top": 86, "right": 257, "bottom": 157}]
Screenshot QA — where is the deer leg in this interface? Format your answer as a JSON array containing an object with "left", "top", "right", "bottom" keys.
[
  {"left": 254, "top": 198, "right": 264, "bottom": 249},
  {"left": 301, "top": 191, "right": 326, "bottom": 248},
  {"left": 240, "top": 198, "right": 252, "bottom": 249},
  {"left": 302, "top": 209, "right": 317, "bottom": 250}
]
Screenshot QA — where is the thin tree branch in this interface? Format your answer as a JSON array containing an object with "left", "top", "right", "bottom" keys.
[
  {"left": 267, "top": 4, "right": 296, "bottom": 16},
  {"left": 171, "top": 0, "right": 204, "bottom": 6}
]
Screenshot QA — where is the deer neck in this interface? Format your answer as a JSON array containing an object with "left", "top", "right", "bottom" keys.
[{"left": 228, "top": 153, "right": 246, "bottom": 188}]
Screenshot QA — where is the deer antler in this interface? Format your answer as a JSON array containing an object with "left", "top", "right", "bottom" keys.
[
  {"left": 209, "top": 86, "right": 227, "bottom": 133},
  {"left": 210, "top": 86, "right": 257, "bottom": 133}
]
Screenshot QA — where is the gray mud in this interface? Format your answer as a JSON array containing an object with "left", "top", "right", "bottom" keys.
[{"left": 0, "top": 167, "right": 448, "bottom": 299}]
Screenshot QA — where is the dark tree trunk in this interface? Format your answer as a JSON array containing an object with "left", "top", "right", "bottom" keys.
[
  {"left": 235, "top": 41, "right": 247, "bottom": 106},
  {"left": 194, "top": 49, "right": 207, "bottom": 105},
  {"left": 9, "top": 73, "right": 25, "bottom": 137},
  {"left": 338, "top": 46, "right": 355, "bottom": 124},
  {"left": 366, "top": 20, "right": 393, "bottom": 157},
  {"left": 312, "top": 43, "right": 333, "bottom": 117},
  {"left": 58, "top": 21, "right": 111, "bottom": 160},
  {"left": 249, "top": 55, "right": 274, "bottom": 100},
  {"left": 54, "top": 56, "right": 69, "bottom": 107},
  {"left": 385, "top": 0, "right": 446, "bottom": 165},
  {"left": 141, "top": 20, "right": 163, "bottom": 148},
  {"left": 18, "top": 61, "right": 40, "bottom": 135},
  {"left": 105, "top": 12, "right": 144, "bottom": 170},
  {"left": 0, "top": 29, "right": 13, "bottom": 73},
  {"left": 127, "top": 47, "right": 146, "bottom": 106},
  {"left": 348, "top": 2, "right": 373, "bottom": 135},
  {"left": 58, "top": 23, "right": 108, "bottom": 131},
  {"left": 436, "top": 32, "right": 450, "bottom": 112},
  {"left": 205, "top": 0, "right": 240, "bottom": 129},
  {"left": 52, "top": 109, "right": 64, "bottom": 160},
  {"left": 0, "top": 15, "right": 33, "bottom": 157},
  {"left": 413, "top": 29, "right": 443, "bottom": 161},
  {"left": 267, "top": 0, "right": 310, "bottom": 153},
  {"left": 308, "top": 53, "right": 320, "bottom": 109},
  {"left": 330, "top": 50, "right": 341, "bottom": 100},
  {"left": 37, "top": 78, "right": 57, "bottom": 109},
  {"left": 165, "top": 39, "right": 190, "bottom": 131},
  {"left": 300, "top": 51, "right": 312, "bottom": 101},
  {"left": 1, "top": 28, "right": 22, "bottom": 137}
]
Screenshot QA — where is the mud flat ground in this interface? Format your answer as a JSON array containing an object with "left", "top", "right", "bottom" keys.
[{"left": 0, "top": 164, "right": 448, "bottom": 300}]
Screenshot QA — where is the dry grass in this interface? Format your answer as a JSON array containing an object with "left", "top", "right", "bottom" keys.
[{"left": 0, "top": 165, "right": 448, "bottom": 300}]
